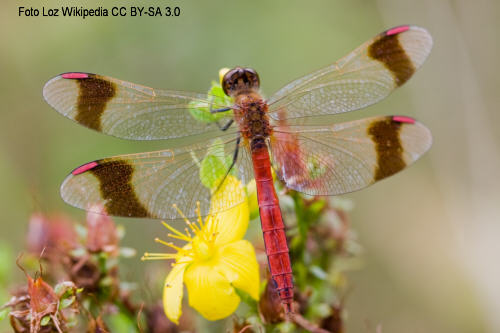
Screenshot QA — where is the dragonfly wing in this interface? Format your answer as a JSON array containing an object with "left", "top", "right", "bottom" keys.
[
  {"left": 61, "top": 134, "right": 254, "bottom": 219},
  {"left": 43, "top": 73, "right": 235, "bottom": 140},
  {"left": 267, "top": 26, "right": 432, "bottom": 120},
  {"left": 269, "top": 116, "right": 432, "bottom": 195}
]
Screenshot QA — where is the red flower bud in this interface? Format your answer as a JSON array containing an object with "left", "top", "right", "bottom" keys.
[{"left": 86, "top": 205, "right": 118, "bottom": 253}]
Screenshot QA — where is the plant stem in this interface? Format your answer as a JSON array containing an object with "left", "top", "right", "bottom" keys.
[{"left": 288, "top": 312, "right": 331, "bottom": 333}]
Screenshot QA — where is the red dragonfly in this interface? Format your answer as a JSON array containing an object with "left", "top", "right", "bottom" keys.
[{"left": 43, "top": 25, "right": 432, "bottom": 313}]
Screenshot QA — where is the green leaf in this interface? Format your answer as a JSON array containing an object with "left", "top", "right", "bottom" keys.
[
  {"left": 198, "top": 137, "right": 235, "bottom": 189},
  {"left": 189, "top": 74, "right": 238, "bottom": 189},
  {"left": 60, "top": 296, "right": 76, "bottom": 309},
  {"left": 205, "top": 137, "right": 226, "bottom": 160},
  {"left": 200, "top": 155, "right": 226, "bottom": 189},
  {"left": 224, "top": 154, "right": 235, "bottom": 173},
  {"left": 99, "top": 276, "right": 113, "bottom": 287},
  {"left": 107, "top": 311, "right": 139, "bottom": 333},
  {"left": 54, "top": 284, "right": 64, "bottom": 295},
  {"left": 81, "top": 298, "right": 91, "bottom": 310},
  {"left": 54, "top": 281, "right": 76, "bottom": 296},
  {"left": 309, "top": 302, "right": 332, "bottom": 318},
  {"left": 309, "top": 199, "right": 326, "bottom": 215},
  {"left": 188, "top": 81, "right": 233, "bottom": 123},
  {"left": 277, "top": 321, "right": 296, "bottom": 333},
  {"left": 235, "top": 287, "right": 257, "bottom": 309},
  {"left": 40, "top": 315, "right": 51, "bottom": 326}
]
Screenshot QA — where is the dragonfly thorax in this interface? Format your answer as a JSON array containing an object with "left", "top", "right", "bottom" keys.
[
  {"left": 233, "top": 92, "right": 271, "bottom": 146},
  {"left": 222, "top": 67, "right": 260, "bottom": 97}
]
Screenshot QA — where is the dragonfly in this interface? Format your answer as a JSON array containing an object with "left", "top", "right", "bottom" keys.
[{"left": 43, "top": 25, "right": 433, "bottom": 313}]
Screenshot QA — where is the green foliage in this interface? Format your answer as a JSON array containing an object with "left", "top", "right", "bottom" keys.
[
  {"left": 190, "top": 78, "right": 237, "bottom": 190},
  {"left": 60, "top": 296, "right": 76, "bottom": 309},
  {"left": 40, "top": 315, "right": 51, "bottom": 326},
  {"left": 199, "top": 138, "right": 234, "bottom": 189},
  {"left": 188, "top": 81, "right": 233, "bottom": 123},
  {"left": 1, "top": 69, "right": 364, "bottom": 333},
  {"left": 106, "top": 312, "right": 139, "bottom": 333},
  {"left": 235, "top": 287, "right": 258, "bottom": 315},
  {"left": 200, "top": 155, "right": 226, "bottom": 189}
]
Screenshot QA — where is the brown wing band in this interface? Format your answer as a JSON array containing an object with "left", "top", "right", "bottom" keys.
[
  {"left": 368, "top": 118, "right": 406, "bottom": 181},
  {"left": 89, "top": 160, "right": 152, "bottom": 218},
  {"left": 75, "top": 75, "right": 116, "bottom": 131},
  {"left": 368, "top": 32, "right": 415, "bottom": 87}
]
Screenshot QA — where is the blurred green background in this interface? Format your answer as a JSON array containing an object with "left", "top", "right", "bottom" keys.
[{"left": 1, "top": 0, "right": 499, "bottom": 331}]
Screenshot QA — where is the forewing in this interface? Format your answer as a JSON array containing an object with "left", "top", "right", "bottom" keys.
[
  {"left": 60, "top": 135, "right": 255, "bottom": 219},
  {"left": 269, "top": 116, "right": 432, "bottom": 195},
  {"left": 43, "top": 72, "right": 235, "bottom": 140},
  {"left": 268, "top": 26, "right": 432, "bottom": 121}
]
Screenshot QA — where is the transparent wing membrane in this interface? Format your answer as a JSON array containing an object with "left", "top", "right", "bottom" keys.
[
  {"left": 48, "top": 25, "right": 434, "bottom": 221},
  {"left": 268, "top": 26, "right": 432, "bottom": 121},
  {"left": 43, "top": 73, "right": 235, "bottom": 140},
  {"left": 61, "top": 134, "right": 255, "bottom": 219},
  {"left": 270, "top": 116, "right": 432, "bottom": 195}
]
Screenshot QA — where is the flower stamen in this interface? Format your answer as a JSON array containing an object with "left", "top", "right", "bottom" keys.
[
  {"left": 141, "top": 252, "right": 177, "bottom": 260},
  {"left": 172, "top": 204, "right": 204, "bottom": 237},
  {"left": 184, "top": 227, "right": 193, "bottom": 238},
  {"left": 142, "top": 175, "right": 258, "bottom": 324},
  {"left": 167, "top": 233, "right": 190, "bottom": 241},
  {"left": 162, "top": 221, "right": 190, "bottom": 240},
  {"left": 196, "top": 201, "right": 205, "bottom": 228},
  {"left": 172, "top": 204, "right": 191, "bottom": 224},
  {"left": 155, "top": 238, "right": 183, "bottom": 251}
]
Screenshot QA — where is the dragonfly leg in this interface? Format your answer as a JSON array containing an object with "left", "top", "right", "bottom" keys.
[
  {"left": 216, "top": 119, "right": 234, "bottom": 131},
  {"left": 209, "top": 106, "right": 232, "bottom": 114},
  {"left": 214, "top": 136, "right": 241, "bottom": 193}
]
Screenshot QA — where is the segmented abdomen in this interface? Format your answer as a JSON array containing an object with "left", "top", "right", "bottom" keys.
[{"left": 251, "top": 141, "right": 293, "bottom": 312}]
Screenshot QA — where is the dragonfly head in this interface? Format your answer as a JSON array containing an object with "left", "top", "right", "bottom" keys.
[{"left": 222, "top": 67, "right": 260, "bottom": 96}]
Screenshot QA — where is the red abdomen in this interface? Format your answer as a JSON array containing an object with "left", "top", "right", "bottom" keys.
[{"left": 251, "top": 143, "right": 294, "bottom": 312}]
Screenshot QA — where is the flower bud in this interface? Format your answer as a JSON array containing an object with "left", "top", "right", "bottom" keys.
[{"left": 86, "top": 205, "right": 118, "bottom": 254}]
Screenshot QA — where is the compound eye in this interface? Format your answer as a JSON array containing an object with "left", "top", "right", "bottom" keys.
[
  {"left": 245, "top": 68, "right": 257, "bottom": 77},
  {"left": 221, "top": 67, "right": 260, "bottom": 96},
  {"left": 222, "top": 68, "right": 241, "bottom": 96},
  {"left": 244, "top": 68, "right": 260, "bottom": 89}
]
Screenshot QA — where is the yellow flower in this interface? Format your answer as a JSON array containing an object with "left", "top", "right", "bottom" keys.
[
  {"left": 245, "top": 179, "right": 259, "bottom": 220},
  {"left": 142, "top": 176, "right": 260, "bottom": 323}
]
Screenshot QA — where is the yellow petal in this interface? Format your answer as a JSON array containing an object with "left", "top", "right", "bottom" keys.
[
  {"left": 184, "top": 261, "right": 241, "bottom": 321},
  {"left": 163, "top": 262, "right": 188, "bottom": 324},
  {"left": 246, "top": 179, "right": 259, "bottom": 220},
  {"left": 206, "top": 176, "right": 249, "bottom": 246},
  {"left": 217, "top": 240, "right": 260, "bottom": 300}
]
